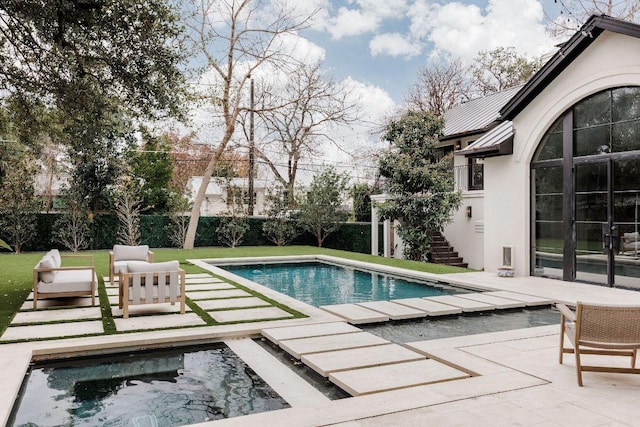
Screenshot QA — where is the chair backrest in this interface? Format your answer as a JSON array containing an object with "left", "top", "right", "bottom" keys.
[
  {"left": 577, "top": 302, "right": 640, "bottom": 345},
  {"left": 124, "top": 269, "right": 184, "bottom": 305},
  {"left": 112, "top": 244, "right": 149, "bottom": 261}
]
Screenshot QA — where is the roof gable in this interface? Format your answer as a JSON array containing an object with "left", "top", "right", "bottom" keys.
[{"left": 501, "top": 15, "right": 640, "bottom": 120}]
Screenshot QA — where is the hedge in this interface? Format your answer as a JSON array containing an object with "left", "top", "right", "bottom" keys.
[{"left": 15, "top": 214, "right": 381, "bottom": 254}]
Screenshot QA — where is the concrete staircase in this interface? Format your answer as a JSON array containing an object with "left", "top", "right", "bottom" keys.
[{"left": 430, "top": 232, "right": 468, "bottom": 268}]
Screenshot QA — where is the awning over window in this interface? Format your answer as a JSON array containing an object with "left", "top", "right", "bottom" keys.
[{"left": 456, "top": 121, "right": 514, "bottom": 158}]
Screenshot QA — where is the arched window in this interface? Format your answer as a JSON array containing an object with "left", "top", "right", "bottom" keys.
[{"left": 531, "top": 87, "right": 640, "bottom": 287}]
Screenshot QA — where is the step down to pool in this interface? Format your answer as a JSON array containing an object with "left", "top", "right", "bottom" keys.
[
  {"left": 455, "top": 293, "right": 526, "bottom": 309},
  {"left": 301, "top": 343, "right": 426, "bottom": 377},
  {"left": 278, "top": 331, "right": 389, "bottom": 359},
  {"left": 483, "top": 291, "right": 553, "bottom": 306},
  {"left": 355, "top": 301, "right": 427, "bottom": 320},
  {"left": 392, "top": 298, "right": 463, "bottom": 316},
  {"left": 262, "top": 322, "right": 361, "bottom": 343},
  {"left": 424, "top": 295, "right": 496, "bottom": 312},
  {"left": 328, "top": 359, "right": 471, "bottom": 396},
  {"left": 319, "top": 304, "right": 390, "bottom": 324}
]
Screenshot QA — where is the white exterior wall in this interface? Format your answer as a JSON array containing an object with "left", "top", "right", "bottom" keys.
[
  {"left": 444, "top": 135, "right": 485, "bottom": 270},
  {"left": 483, "top": 31, "right": 640, "bottom": 275}
]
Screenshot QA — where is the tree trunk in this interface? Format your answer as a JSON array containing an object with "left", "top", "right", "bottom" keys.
[{"left": 183, "top": 130, "right": 234, "bottom": 249}]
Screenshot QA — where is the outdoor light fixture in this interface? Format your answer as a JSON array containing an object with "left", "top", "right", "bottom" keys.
[{"left": 466, "top": 206, "right": 472, "bottom": 218}]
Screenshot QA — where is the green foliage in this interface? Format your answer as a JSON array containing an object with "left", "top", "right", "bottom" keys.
[
  {"left": 351, "top": 183, "right": 372, "bottom": 222},
  {"left": 217, "top": 216, "right": 250, "bottom": 248},
  {"left": 112, "top": 177, "right": 143, "bottom": 246},
  {"left": 378, "top": 111, "right": 462, "bottom": 261},
  {"left": 471, "top": 47, "right": 542, "bottom": 95},
  {"left": 53, "top": 185, "right": 91, "bottom": 252},
  {"left": 262, "top": 187, "right": 301, "bottom": 246},
  {"left": 298, "top": 166, "right": 350, "bottom": 247},
  {"left": 0, "top": 0, "right": 186, "bottom": 122},
  {"left": 132, "top": 130, "right": 176, "bottom": 213},
  {"left": 0, "top": 150, "right": 41, "bottom": 253}
]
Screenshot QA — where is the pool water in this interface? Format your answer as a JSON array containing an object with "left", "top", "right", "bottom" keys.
[
  {"left": 10, "top": 343, "right": 289, "bottom": 427},
  {"left": 221, "top": 262, "right": 460, "bottom": 306}
]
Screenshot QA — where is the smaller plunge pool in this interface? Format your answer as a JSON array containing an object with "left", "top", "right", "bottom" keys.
[{"left": 10, "top": 343, "right": 289, "bottom": 427}]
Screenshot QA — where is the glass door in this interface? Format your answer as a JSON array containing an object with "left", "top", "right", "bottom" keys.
[{"left": 575, "top": 157, "right": 640, "bottom": 287}]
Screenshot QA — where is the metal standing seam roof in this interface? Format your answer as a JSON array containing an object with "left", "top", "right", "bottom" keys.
[
  {"left": 442, "top": 85, "right": 521, "bottom": 139},
  {"left": 456, "top": 120, "right": 514, "bottom": 157}
]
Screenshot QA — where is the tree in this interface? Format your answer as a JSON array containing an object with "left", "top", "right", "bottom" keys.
[
  {"left": 406, "top": 58, "right": 471, "bottom": 116},
  {"left": 53, "top": 184, "right": 91, "bottom": 252},
  {"left": 350, "top": 183, "right": 372, "bottom": 222},
  {"left": 113, "top": 176, "right": 144, "bottom": 246},
  {"left": 298, "top": 166, "right": 350, "bottom": 247},
  {"left": 547, "top": 0, "right": 640, "bottom": 37},
  {"left": 0, "top": 151, "right": 41, "bottom": 253},
  {"left": 251, "top": 62, "right": 357, "bottom": 206},
  {"left": 216, "top": 178, "right": 249, "bottom": 248},
  {"left": 0, "top": 1, "right": 186, "bottom": 123},
  {"left": 166, "top": 196, "right": 192, "bottom": 249},
  {"left": 262, "top": 187, "right": 300, "bottom": 246},
  {"left": 181, "top": 0, "right": 314, "bottom": 249},
  {"left": 470, "top": 47, "right": 542, "bottom": 96},
  {"left": 377, "top": 111, "right": 462, "bottom": 261},
  {"left": 131, "top": 130, "right": 176, "bottom": 214}
]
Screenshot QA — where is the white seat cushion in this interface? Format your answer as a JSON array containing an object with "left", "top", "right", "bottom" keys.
[{"left": 38, "top": 270, "right": 95, "bottom": 293}]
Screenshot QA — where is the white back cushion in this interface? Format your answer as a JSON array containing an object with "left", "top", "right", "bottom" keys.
[
  {"left": 113, "top": 245, "right": 149, "bottom": 261},
  {"left": 47, "top": 249, "right": 62, "bottom": 268},
  {"left": 38, "top": 255, "right": 57, "bottom": 283},
  {"left": 127, "top": 260, "right": 179, "bottom": 273}
]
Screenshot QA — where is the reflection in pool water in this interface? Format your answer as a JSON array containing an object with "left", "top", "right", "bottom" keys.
[{"left": 10, "top": 343, "right": 289, "bottom": 427}]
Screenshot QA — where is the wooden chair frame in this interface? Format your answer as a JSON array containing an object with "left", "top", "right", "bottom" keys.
[{"left": 558, "top": 302, "right": 640, "bottom": 386}]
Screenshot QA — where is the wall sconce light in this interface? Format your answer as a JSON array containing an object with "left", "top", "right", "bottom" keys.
[
  {"left": 455, "top": 141, "right": 461, "bottom": 150},
  {"left": 466, "top": 206, "right": 472, "bottom": 218}
]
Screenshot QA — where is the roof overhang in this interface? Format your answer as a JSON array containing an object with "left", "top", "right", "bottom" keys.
[
  {"left": 456, "top": 121, "right": 514, "bottom": 158},
  {"left": 500, "top": 15, "right": 640, "bottom": 120}
]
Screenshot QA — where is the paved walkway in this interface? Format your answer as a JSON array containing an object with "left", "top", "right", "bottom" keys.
[{"left": 2, "top": 258, "right": 640, "bottom": 426}]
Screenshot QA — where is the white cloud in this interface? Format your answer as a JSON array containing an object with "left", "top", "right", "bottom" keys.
[
  {"left": 414, "top": 0, "right": 556, "bottom": 61},
  {"left": 370, "top": 33, "right": 422, "bottom": 58},
  {"left": 322, "top": 0, "right": 409, "bottom": 39}
]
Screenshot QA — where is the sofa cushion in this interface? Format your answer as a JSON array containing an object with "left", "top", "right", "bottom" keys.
[
  {"left": 113, "top": 245, "right": 149, "bottom": 261},
  {"left": 37, "top": 270, "right": 95, "bottom": 293},
  {"left": 113, "top": 260, "right": 145, "bottom": 274},
  {"left": 47, "top": 249, "right": 62, "bottom": 268},
  {"left": 623, "top": 232, "right": 639, "bottom": 242},
  {"left": 38, "top": 255, "right": 57, "bottom": 283},
  {"left": 127, "top": 260, "right": 179, "bottom": 273}
]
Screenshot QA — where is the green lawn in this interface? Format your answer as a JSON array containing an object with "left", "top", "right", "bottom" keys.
[{"left": 0, "top": 246, "right": 471, "bottom": 337}]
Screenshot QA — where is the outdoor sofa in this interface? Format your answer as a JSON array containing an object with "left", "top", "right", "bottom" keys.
[{"left": 32, "top": 249, "right": 96, "bottom": 309}]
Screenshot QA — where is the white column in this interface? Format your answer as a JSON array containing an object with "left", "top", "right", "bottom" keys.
[
  {"left": 371, "top": 202, "right": 379, "bottom": 256},
  {"left": 383, "top": 219, "right": 391, "bottom": 258}
]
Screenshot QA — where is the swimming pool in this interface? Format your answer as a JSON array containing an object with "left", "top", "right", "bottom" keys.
[
  {"left": 220, "top": 261, "right": 462, "bottom": 306},
  {"left": 9, "top": 343, "right": 289, "bottom": 427}
]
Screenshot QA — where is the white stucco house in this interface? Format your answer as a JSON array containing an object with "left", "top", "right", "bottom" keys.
[
  {"left": 375, "top": 15, "right": 640, "bottom": 289},
  {"left": 187, "top": 176, "right": 271, "bottom": 216}
]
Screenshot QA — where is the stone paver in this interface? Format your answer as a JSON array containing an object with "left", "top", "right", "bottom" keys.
[
  {"left": 20, "top": 297, "right": 95, "bottom": 311},
  {"left": 12, "top": 307, "right": 102, "bottom": 324},
  {"left": 355, "top": 301, "right": 427, "bottom": 320},
  {"left": 456, "top": 292, "right": 526, "bottom": 309},
  {"left": 0, "top": 321, "right": 104, "bottom": 341},
  {"left": 114, "top": 313, "right": 205, "bottom": 332},
  {"left": 328, "top": 359, "right": 470, "bottom": 396},
  {"left": 279, "top": 331, "right": 389, "bottom": 359},
  {"left": 320, "top": 304, "right": 389, "bottom": 324},
  {"left": 425, "top": 295, "right": 496, "bottom": 312},
  {"left": 301, "top": 343, "right": 427, "bottom": 377},
  {"left": 392, "top": 298, "right": 463, "bottom": 315},
  {"left": 185, "top": 277, "right": 225, "bottom": 284},
  {"left": 185, "top": 283, "right": 237, "bottom": 291},
  {"left": 197, "top": 297, "right": 271, "bottom": 310},
  {"left": 186, "top": 289, "right": 252, "bottom": 300},
  {"left": 262, "top": 322, "right": 361, "bottom": 343},
  {"left": 484, "top": 290, "right": 554, "bottom": 306},
  {"left": 111, "top": 303, "right": 192, "bottom": 316},
  {"left": 209, "top": 306, "right": 294, "bottom": 323}
]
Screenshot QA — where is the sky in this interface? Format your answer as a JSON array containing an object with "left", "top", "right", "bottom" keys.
[
  {"left": 299, "top": 0, "right": 564, "bottom": 104},
  {"left": 187, "top": 0, "right": 573, "bottom": 184}
]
